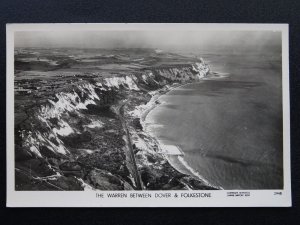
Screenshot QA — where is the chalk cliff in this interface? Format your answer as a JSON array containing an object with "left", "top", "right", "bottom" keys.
[{"left": 15, "top": 59, "right": 217, "bottom": 190}]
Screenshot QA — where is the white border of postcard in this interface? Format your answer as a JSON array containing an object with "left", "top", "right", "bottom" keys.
[{"left": 6, "top": 23, "right": 291, "bottom": 207}]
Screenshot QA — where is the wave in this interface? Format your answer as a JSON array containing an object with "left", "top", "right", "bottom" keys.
[{"left": 177, "top": 156, "right": 220, "bottom": 189}]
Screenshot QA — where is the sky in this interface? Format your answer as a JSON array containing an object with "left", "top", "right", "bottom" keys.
[{"left": 14, "top": 30, "right": 282, "bottom": 53}]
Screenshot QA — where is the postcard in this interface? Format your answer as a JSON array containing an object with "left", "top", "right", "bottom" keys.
[{"left": 6, "top": 23, "right": 291, "bottom": 207}]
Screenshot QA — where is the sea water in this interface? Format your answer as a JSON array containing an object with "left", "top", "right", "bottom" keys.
[{"left": 145, "top": 53, "right": 283, "bottom": 189}]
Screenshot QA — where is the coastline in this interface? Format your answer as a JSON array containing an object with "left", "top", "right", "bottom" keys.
[
  {"left": 15, "top": 51, "right": 221, "bottom": 190},
  {"left": 140, "top": 82, "right": 184, "bottom": 123},
  {"left": 135, "top": 79, "right": 222, "bottom": 190}
]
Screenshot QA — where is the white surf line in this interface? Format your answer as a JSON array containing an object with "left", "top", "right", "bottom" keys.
[
  {"left": 159, "top": 144, "right": 221, "bottom": 188},
  {"left": 177, "top": 156, "right": 222, "bottom": 189}
]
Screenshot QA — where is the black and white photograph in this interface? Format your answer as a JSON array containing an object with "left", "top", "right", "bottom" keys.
[{"left": 6, "top": 24, "right": 291, "bottom": 207}]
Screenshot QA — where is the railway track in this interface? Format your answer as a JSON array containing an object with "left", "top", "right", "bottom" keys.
[{"left": 115, "top": 101, "right": 143, "bottom": 190}]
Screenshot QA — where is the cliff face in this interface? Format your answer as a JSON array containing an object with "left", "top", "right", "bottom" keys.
[
  {"left": 150, "top": 62, "right": 209, "bottom": 82},
  {"left": 15, "top": 60, "right": 213, "bottom": 191}
]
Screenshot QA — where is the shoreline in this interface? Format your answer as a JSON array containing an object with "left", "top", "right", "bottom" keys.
[
  {"left": 140, "top": 82, "right": 184, "bottom": 123},
  {"left": 139, "top": 71, "right": 226, "bottom": 123},
  {"left": 136, "top": 78, "right": 222, "bottom": 190}
]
